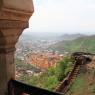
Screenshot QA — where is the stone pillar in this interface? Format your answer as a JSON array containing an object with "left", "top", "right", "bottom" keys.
[{"left": 0, "top": 0, "right": 34, "bottom": 95}]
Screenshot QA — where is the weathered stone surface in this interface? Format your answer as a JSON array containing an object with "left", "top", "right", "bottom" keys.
[
  {"left": 0, "top": 52, "right": 15, "bottom": 95},
  {"left": 0, "top": 0, "right": 34, "bottom": 21},
  {"left": 0, "top": 0, "right": 34, "bottom": 94},
  {"left": 3, "top": 0, "right": 34, "bottom": 12},
  {"left": 0, "top": 29, "right": 23, "bottom": 53},
  {"left": 0, "top": 20, "right": 28, "bottom": 29}
]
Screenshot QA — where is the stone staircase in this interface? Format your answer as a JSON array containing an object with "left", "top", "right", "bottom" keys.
[{"left": 55, "top": 52, "right": 92, "bottom": 94}]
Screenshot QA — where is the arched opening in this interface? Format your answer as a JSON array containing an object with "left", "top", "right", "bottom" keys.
[{"left": 15, "top": 0, "right": 95, "bottom": 95}]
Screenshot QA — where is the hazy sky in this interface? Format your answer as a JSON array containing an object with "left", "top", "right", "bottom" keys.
[{"left": 27, "top": 0, "right": 95, "bottom": 34}]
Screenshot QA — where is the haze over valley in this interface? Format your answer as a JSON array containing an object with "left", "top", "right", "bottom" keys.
[{"left": 16, "top": 32, "right": 95, "bottom": 60}]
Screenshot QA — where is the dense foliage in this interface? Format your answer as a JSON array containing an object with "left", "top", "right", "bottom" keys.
[
  {"left": 16, "top": 57, "right": 73, "bottom": 91},
  {"left": 56, "top": 57, "right": 73, "bottom": 81}
]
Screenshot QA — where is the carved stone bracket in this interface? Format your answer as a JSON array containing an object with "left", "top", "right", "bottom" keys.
[
  {"left": 0, "top": 20, "right": 28, "bottom": 29},
  {"left": 0, "top": 7, "right": 34, "bottom": 21},
  {"left": 0, "top": 0, "right": 34, "bottom": 95}
]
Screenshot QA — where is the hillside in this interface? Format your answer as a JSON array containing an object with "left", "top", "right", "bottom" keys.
[
  {"left": 59, "top": 34, "right": 84, "bottom": 41},
  {"left": 49, "top": 35, "right": 95, "bottom": 53}
]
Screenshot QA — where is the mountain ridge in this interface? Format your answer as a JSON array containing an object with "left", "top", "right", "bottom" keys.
[{"left": 49, "top": 35, "right": 95, "bottom": 53}]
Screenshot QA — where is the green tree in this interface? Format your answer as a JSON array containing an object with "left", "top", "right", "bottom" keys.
[
  {"left": 16, "top": 57, "right": 74, "bottom": 91},
  {"left": 57, "top": 57, "right": 73, "bottom": 81}
]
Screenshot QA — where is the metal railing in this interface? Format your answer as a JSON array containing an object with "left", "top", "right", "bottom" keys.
[{"left": 8, "top": 79, "right": 64, "bottom": 95}]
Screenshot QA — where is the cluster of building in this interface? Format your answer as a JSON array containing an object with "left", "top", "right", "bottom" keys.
[{"left": 25, "top": 52, "right": 64, "bottom": 69}]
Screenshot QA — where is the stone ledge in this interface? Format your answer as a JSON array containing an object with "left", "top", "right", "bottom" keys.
[
  {"left": 0, "top": 20, "right": 28, "bottom": 29},
  {"left": 0, "top": 0, "right": 34, "bottom": 21},
  {"left": 0, "top": 7, "right": 33, "bottom": 21},
  {"left": 3, "top": 0, "right": 34, "bottom": 13}
]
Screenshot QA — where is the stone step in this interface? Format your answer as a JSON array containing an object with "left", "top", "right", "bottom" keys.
[{"left": 73, "top": 71, "right": 79, "bottom": 74}]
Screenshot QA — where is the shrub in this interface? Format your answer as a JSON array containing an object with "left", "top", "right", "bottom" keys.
[{"left": 57, "top": 57, "right": 73, "bottom": 81}]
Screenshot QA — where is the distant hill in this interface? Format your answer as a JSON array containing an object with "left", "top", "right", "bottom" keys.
[
  {"left": 19, "top": 32, "right": 64, "bottom": 41},
  {"left": 59, "top": 34, "right": 85, "bottom": 41},
  {"left": 49, "top": 35, "right": 95, "bottom": 53},
  {"left": 19, "top": 32, "right": 84, "bottom": 42}
]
